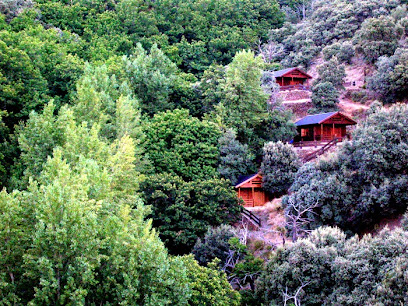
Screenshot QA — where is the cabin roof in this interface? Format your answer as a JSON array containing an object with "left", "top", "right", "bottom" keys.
[
  {"left": 235, "top": 173, "right": 260, "bottom": 188},
  {"left": 295, "top": 111, "right": 357, "bottom": 126},
  {"left": 273, "top": 67, "right": 312, "bottom": 79}
]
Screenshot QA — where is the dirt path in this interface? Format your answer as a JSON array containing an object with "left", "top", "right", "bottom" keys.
[
  {"left": 245, "top": 199, "right": 288, "bottom": 247},
  {"left": 338, "top": 96, "right": 369, "bottom": 116}
]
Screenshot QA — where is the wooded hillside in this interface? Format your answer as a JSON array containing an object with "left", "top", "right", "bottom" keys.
[{"left": 1, "top": 0, "right": 408, "bottom": 305}]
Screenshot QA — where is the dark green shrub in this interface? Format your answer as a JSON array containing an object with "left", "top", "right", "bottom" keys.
[
  {"left": 192, "top": 225, "right": 236, "bottom": 267},
  {"left": 261, "top": 141, "right": 301, "bottom": 195}
]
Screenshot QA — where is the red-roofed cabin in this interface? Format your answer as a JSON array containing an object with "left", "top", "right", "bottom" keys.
[
  {"left": 273, "top": 67, "right": 312, "bottom": 90},
  {"left": 235, "top": 173, "right": 270, "bottom": 207},
  {"left": 294, "top": 111, "right": 357, "bottom": 144}
]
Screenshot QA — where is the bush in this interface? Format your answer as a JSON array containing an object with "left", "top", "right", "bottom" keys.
[
  {"left": 192, "top": 225, "right": 236, "bottom": 267},
  {"left": 350, "top": 90, "right": 368, "bottom": 103},
  {"left": 322, "top": 41, "right": 355, "bottom": 64}
]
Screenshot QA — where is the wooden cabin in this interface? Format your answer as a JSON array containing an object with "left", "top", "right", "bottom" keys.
[
  {"left": 235, "top": 173, "right": 270, "bottom": 207},
  {"left": 273, "top": 67, "right": 312, "bottom": 90},
  {"left": 294, "top": 111, "right": 357, "bottom": 144}
]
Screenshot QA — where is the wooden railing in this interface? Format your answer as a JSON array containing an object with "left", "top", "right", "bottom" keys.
[
  {"left": 240, "top": 206, "right": 261, "bottom": 227},
  {"left": 280, "top": 84, "right": 311, "bottom": 91},
  {"left": 293, "top": 140, "right": 328, "bottom": 148},
  {"left": 302, "top": 137, "right": 341, "bottom": 162}
]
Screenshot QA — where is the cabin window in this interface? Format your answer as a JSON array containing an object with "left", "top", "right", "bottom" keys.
[{"left": 301, "top": 129, "right": 309, "bottom": 137}]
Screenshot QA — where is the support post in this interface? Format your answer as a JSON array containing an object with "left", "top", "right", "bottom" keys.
[
  {"left": 321, "top": 124, "right": 323, "bottom": 142},
  {"left": 252, "top": 187, "right": 254, "bottom": 207},
  {"left": 313, "top": 126, "right": 316, "bottom": 147}
]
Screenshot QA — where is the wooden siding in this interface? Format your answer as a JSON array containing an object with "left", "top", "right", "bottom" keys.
[{"left": 297, "top": 124, "right": 347, "bottom": 142}]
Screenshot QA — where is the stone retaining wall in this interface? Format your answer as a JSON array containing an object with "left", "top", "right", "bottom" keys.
[
  {"left": 278, "top": 90, "right": 311, "bottom": 101},
  {"left": 283, "top": 100, "right": 313, "bottom": 119}
]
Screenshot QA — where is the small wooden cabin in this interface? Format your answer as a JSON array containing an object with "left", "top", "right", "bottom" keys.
[
  {"left": 273, "top": 67, "right": 312, "bottom": 88},
  {"left": 235, "top": 173, "right": 270, "bottom": 207},
  {"left": 294, "top": 111, "right": 357, "bottom": 143}
]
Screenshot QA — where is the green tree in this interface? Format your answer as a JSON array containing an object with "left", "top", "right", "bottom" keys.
[
  {"left": 261, "top": 141, "right": 301, "bottom": 194},
  {"left": 354, "top": 16, "right": 403, "bottom": 63},
  {"left": 368, "top": 48, "right": 408, "bottom": 104},
  {"left": 215, "top": 49, "right": 286, "bottom": 154},
  {"left": 222, "top": 50, "right": 268, "bottom": 131},
  {"left": 0, "top": 39, "right": 48, "bottom": 127},
  {"left": 198, "top": 63, "right": 227, "bottom": 116},
  {"left": 143, "top": 109, "right": 221, "bottom": 181},
  {"left": 315, "top": 58, "right": 346, "bottom": 89},
  {"left": 182, "top": 255, "right": 241, "bottom": 306},
  {"left": 123, "top": 43, "right": 181, "bottom": 116},
  {"left": 192, "top": 225, "right": 236, "bottom": 267},
  {"left": 218, "top": 129, "right": 256, "bottom": 185},
  {"left": 11, "top": 101, "right": 67, "bottom": 189},
  {"left": 310, "top": 82, "right": 339, "bottom": 113},
  {"left": 73, "top": 63, "right": 143, "bottom": 141},
  {"left": 0, "top": 189, "right": 33, "bottom": 304}
]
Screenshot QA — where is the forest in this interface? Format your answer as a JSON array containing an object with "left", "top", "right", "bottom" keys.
[{"left": 1, "top": 0, "right": 408, "bottom": 305}]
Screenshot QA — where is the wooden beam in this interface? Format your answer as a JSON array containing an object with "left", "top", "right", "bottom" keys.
[
  {"left": 252, "top": 187, "right": 254, "bottom": 207},
  {"left": 313, "top": 126, "right": 316, "bottom": 142}
]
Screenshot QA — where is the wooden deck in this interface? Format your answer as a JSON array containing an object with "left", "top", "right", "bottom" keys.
[{"left": 293, "top": 140, "right": 332, "bottom": 148}]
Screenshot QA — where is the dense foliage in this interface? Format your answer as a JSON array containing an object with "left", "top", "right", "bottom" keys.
[
  {"left": 35, "top": 0, "right": 284, "bottom": 75},
  {"left": 256, "top": 226, "right": 408, "bottom": 305},
  {"left": 2, "top": 0, "right": 408, "bottom": 304},
  {"left": 140, "top": 174, "right": 240, "bottom": 254},
  {"left": 269, "top": 0, "right": 405, "bottom": 68},
  {"left": 368, "top": 48, "right": 408, "bottom": 103}
]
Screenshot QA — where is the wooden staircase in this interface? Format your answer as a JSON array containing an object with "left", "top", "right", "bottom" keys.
[
  {"left": 302, "top": 137, "right": 341, "bottom": 162},
  {"left": 240, "top": 206, "right": 261, "bottom": 227}
]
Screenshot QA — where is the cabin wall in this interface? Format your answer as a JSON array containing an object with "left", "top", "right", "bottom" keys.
[
  {"left": 296, "top": 124, "right": 348, "bottom": 142},
  {"left": 237, "top": 188, "right": 268, "bottom": 207},
  {"left": 236, "top": 174, "right": 269, "bottom": 207}
]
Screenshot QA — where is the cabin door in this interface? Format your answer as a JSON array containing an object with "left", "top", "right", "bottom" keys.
[
  {"left": 323, "top": 126, "right": 332, "bottom": 141},
  {"left": 254, "top": 189, "right": 265, "bottom": 207},
  {"left": 333, "top": 126, "right": 342, "bottom": 138},
  {"left": 239, "top": 189, "right": 253, "bottom": 207}
]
